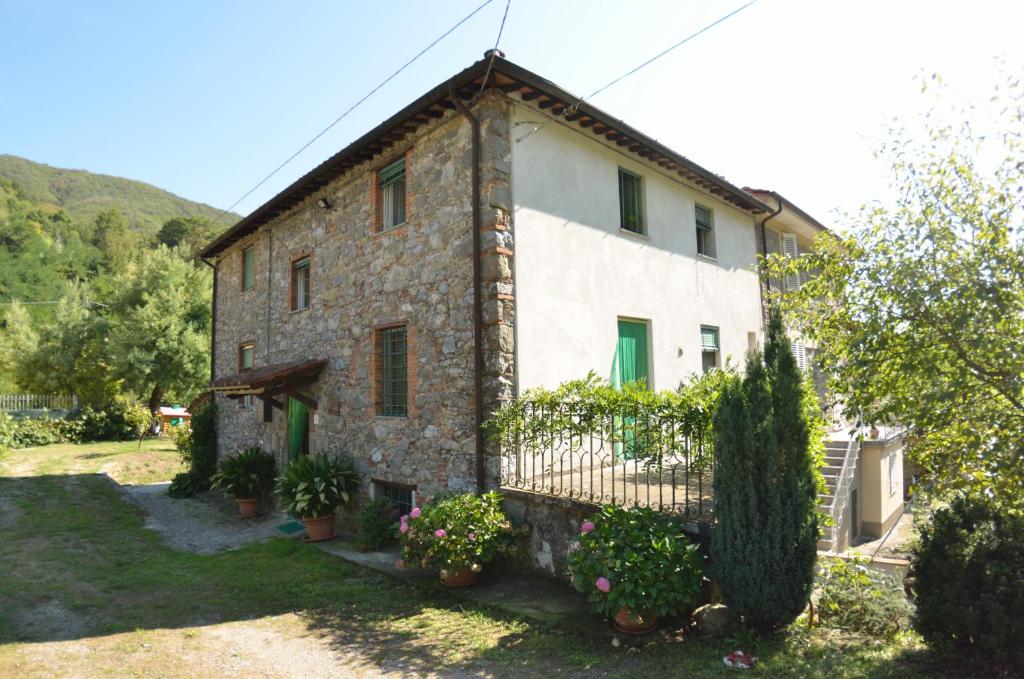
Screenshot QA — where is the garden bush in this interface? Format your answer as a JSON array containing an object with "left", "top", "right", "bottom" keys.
[
  {"left": 168, "top": 399, "right": 217, "bottom": 498},
  {"left": 567, "top": 505, "right": 703, "bottom": 619},
  {"left": 399, "top": 491, "right": 517, "bottom": 574},
  {"left": 911, "top": 494, "right": 1024, "bottom": 669},
  {"left": 815, "top": 558, "right": 912, "bottom": 638},
  {"left": 358, "top": 496, "right": 401, "bottom": 551},
  {"left": 74, "top": 396, "right": 151, "bottom": 441}
]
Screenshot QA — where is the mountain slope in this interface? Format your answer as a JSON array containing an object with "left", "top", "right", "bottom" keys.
[{"left": 0, "top": 155, "right": 239, "bottom": 235}]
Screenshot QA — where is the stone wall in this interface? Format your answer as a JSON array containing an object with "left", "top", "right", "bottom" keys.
[{"left": 212, "top": 91, "right": 514, "bottom": 499}]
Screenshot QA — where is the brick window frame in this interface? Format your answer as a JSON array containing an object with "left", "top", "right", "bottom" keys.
[
  {"left": 370, "top": 322, "right": 417, "bottom": 418},
  {"left": 370, "top": 149, "right": 414, "bottom": 235},
  {"left": 289, "top": 252, "right": 312, "bottom": 312}
]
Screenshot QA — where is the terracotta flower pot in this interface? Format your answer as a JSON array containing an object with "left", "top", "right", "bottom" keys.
[
  {"left": 614, "top": 606, "right": 658, "bottom": 635},
  {"left": 303, "top": 514, "right": 336, "bottom": 542},
  {"left": 441, "top": 568, "right": 479, "bottom": 588},
  {"left": 237, "top": 498, "right": 259, "bottom": 519}
]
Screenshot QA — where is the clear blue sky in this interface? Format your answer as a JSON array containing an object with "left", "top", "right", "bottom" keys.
[{"left": 2, "top": 0, "right": 1021, "bottom": 226}]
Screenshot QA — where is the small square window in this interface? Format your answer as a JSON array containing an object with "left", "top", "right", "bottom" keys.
[
  {"left": 291, "top": 257, "right": 311, "bottom": 311},
  {"left": 374, "top": 481, "right": 415, "bottom": 515},
  {"left": 618, "top": 169, "right": 643, "bottom": 234},
  {"left": 242, "top": 246, "right": 255, "bottom": 291},
  {"left": 700, "top": 325, "right": 719, "bottom": 373},
  {"left": 379, "top": 158, "right": 407, "bottom": 231},
  {"left": 695, "top": 205, "right": 715, "bottom": 258},
  {"left": 239, "top": 344, "right": 255, "bottom": 371},
  {"left": 376, "top": 325, "right": 408, "bottom": 417}
]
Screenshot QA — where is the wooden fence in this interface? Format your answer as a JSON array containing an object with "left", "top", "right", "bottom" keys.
[{"left": 0, "top": 394, "right": 75, "bottom": 411}]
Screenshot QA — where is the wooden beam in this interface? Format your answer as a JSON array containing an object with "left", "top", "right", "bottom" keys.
[
  {"left": 578, "top": 117, "right": 595, "bottom": 128},
  {"left": 256, "top": 394, "right": 284, "bottom": 410},
  {"left": 520, "top": 89, "right": 540, "bottom": 101},
  {"left": 285, "top": 391, "right": 318, "bottom": 411}
]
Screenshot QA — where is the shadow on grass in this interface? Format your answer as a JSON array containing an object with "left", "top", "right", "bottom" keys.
[{"left": 0, "top": 472, "right": 972, "bottom": 678}]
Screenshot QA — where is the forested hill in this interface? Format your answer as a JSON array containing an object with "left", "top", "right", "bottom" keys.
[{"left": 0, "top": 155, "right": 239, "bottom": 235}]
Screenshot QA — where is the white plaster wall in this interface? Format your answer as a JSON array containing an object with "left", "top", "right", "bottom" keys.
[{"left": 510, "top": 102, "right": 764, "bottom": 391}]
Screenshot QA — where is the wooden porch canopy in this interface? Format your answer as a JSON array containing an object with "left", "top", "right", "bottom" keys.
[{"left": 208, "top": 358, "right": 326, "bottom": 411}]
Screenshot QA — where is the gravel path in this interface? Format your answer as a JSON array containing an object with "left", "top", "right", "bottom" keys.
[{"left": 116, "top": 480, "right": 274, "bottom": 554}]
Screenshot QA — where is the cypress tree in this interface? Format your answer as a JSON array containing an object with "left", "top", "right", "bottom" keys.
[{"left": 711, "top": 307, "right": 818, "bottom": 632}]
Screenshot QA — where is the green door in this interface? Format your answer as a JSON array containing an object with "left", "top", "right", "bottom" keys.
[
  {"left": 613, "top": 320, "right": 649, "bottom": 459},
  {"left": 286, "top": 397, "right": 309, "bottom": 462},
  {"left": 614, "top": 320, "right": 649, "bottom": 388}
]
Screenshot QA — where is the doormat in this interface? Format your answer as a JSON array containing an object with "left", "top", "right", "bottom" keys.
[{"left": 275, "top": 520, "right": 306, "bottom": 536}]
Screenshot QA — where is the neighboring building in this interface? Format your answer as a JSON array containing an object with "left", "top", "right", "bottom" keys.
[{"left": 199, "top": 53, "right": 900, "bottom": 546}]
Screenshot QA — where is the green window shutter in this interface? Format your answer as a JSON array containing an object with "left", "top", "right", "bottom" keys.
[
  {"left": 242, "top": 247, "right": 255, "bottom": 290},
  {"left": 615, "top": 320, "right": 649, "bottom": 388},
  {"left": 695, "top": 205, "right": 712, "bottom": 231},
  {"left": 379, "top": 158, "right": 406, "bottom": 186},
  {"left": 700, "top": 326, "right": 719, "bottom": 351},
  {"left": 618, "top": 169, "right": 642, "bottom": 233}
]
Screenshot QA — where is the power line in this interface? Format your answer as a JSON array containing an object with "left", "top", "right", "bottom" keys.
[
  {"left": 578, "top": 0, "right": 758, "bottom": 105},
  {"left": 479, "top": 0, "right": 512, "bottom": 93},
  {"left": 211, "top": 0, "right": 498, "bottom": 224}
]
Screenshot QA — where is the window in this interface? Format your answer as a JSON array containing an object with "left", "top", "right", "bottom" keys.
[
  {"left": 291, "top": 256, "right": 310, "bottom": 311},
  {"left": 888, "top": 453, "right": 898, "bottom": 497},
  {"left": 379, "top": 158, "right": 406, "bottom": 230},
  {"left": 700, "top": 326, "right": 720, "bottom": 373},
  {"left": 376, "top": 325, "right": 408, "bottom": 416},
  {"left": 782, "top": 233, "right": 800, "bottom": 291},
  {"left": 618, "top": 169, "right": 643, "bottom": 234},
  {"left": 695, "top": 204, "right": 715, "bottom": 258},
  {"left": 374, "top": 480, "right": 415, "bottom": 514},
  {"left": 792, "top": 338, "right": 807, "bottom": 371},
  {"left": 239, "top": 343, "right": 255, "bottom": 371},
  {"left": 241, "top": 245, "right": 255, "bottom": 291}
]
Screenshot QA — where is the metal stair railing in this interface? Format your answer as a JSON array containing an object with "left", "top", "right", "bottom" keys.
[{"left": 826, "top": 420, "right": 863, "bottom": 553}]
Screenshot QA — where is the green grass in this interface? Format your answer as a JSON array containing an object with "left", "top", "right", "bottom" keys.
[{"left": 0, "top": 441, "right": 960, "bottom": 677}]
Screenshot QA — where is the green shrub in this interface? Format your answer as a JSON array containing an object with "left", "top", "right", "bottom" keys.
[
  {"left": 166, "top": 399, "right": 217, "bottom": 498},
  {"left": 358, "top": 496, "right": 401, "bottom": 551},
  {"left": 400, "top": 491, "right": 517, "bottom": 574},
  {"left": 0, "top": 412, "right": 74, "bottom": 448},
  {"left": 567, "top": 505, "right": 703, "bottom": 619},
  {"left": 276, "top": 452, "right": 358, "bottom": 519},
  {"left": 815, "top": 558, "right": 912, "bottom": 638},
  {"left": 712, "top": 308, "right": 820, "bottom": 632},
  {"left": 912, "top": 495, "right": 1024, "bottom": 670},
  {"left": 211, "top": 446, "right": 277, "bottom": 499}
]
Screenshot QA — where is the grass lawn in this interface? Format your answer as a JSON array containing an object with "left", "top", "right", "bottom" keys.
[{"left": 0, "top": 440, "right": 958, "bottom": 677}]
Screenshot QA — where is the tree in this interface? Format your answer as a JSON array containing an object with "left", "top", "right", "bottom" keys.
[
  {"left": 712, "top": 308, "right": 819, "bottom": 632},
  {"left": 105, "top": 246, "right": 211, "bottom": 415},
  {"left": 156, "top": 216, "right": 222, "bottom": 258},
  {"left": 765, "top": 74, "right": 1024, "bottom": 505},
  {"left": 92, "top": 208, "right": 139, "bottom": 270}
]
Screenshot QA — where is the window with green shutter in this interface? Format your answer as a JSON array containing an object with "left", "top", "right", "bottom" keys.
[
  {"left": 379, "top": 158, "right": 407, "bottom": 230},
  {"left": 695, "top": 204, "right": 715, "bottom": 258},
  {"left": 239, "top": 343, "right": 254, "bottom": 371},
  {"left": 242, "top": 246, "right": 255, "bottom": 291},
  {"left": 700, "top": 325, "right": 719, "bottom": 373},
  {"left": 618, "top": 169, "right": 643, "bottom": 234},
  {"left": 376, "top": 325, "right": 408, "bottom": 416}
]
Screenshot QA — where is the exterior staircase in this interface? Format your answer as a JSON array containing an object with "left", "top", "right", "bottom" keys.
[{"left": 817, "top": 436, "right": 860, "bottom": 552}]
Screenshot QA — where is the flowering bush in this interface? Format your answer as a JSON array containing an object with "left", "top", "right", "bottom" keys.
[
  {"left": 399, "top": 491, "right": 518, "bottom": 573},
  {"left": 567, "top": 505, "right": 704, "bottom": 619},
  {"left": 815, "top": 557, "right": 912, "bottom": 639}
]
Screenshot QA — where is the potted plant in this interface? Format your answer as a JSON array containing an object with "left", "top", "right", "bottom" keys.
[
  {"left": 275, "top": 452, "right": 358, "bottom": 542},
  {"left": 210, "top": 446, "right": 277, "bottom": 518},
  {"left": 399, "top": 491, "right": 517, "bottom": 587},
  {"left": 568, "top": 505, "right": 704, "bottom": 634},
  {"left": 357, "top": 496, "right": 401, "bottom": 552}
]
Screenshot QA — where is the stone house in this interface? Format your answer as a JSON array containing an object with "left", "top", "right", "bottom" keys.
[{"left": 200, "top": 53, "right": 901, "bottom": 548}]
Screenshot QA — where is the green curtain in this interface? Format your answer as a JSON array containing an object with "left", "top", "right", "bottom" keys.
[
  {"left": 286, "top": 397, "right": 308, "bottom": 462},
  {"left": 614, "top": 320, "right": 649, "bottom": 460}
]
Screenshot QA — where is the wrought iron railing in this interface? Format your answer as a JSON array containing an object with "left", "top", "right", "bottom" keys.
[{"left": 498, "top": 402, "right": 714, "bottom": 521}]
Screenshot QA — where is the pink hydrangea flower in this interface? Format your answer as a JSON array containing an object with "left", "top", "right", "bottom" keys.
[
  {"left": 410, "top": 507, "right": 421, "bottom": 519},
  {"left": 399, "top": 522, "right": 409, "bottom": 534},
  {"left": 580, "top": 520, "right": 595, "bottom": 535},
  {"left": 435, "top": 529, "right": 446, "bottom": 538},
  {"left": 595, "top": 576, "right": 611, "bottom": 593},
  {"left": 401, "top": 514, "right": 409, "bottom": 523},
  {"left": 468, "top": 532, "right": 476, "bottom": 541}
]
